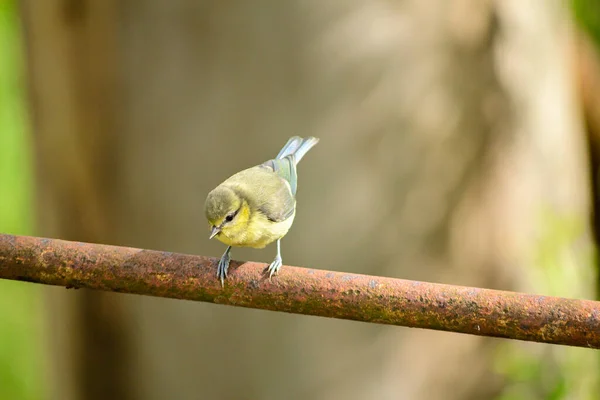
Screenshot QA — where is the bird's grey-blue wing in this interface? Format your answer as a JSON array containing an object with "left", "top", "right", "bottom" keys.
[{"left": 262, "top": 157, "right": 297, "bottom": 196}]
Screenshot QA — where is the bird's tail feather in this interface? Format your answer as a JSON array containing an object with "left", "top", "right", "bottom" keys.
[
  {"left": 276, "top": 136, "right": 319, "bottom": 165},
  {"left": 276, "top": 136, "right": 302, "bottom": 159},
  {"left": 266, "top": 136, "right": 319, "bottom": 196},
  {"left": 291, "top": 137, "right": 319, "bottom": 164}
]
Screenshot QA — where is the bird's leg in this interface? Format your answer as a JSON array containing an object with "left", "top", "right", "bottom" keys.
[
  {"left": 267, "top": 239, "right": 283, "bottom": 279},
  {"left": 217, "top": 246, "right": 232, "bottom": 286}
]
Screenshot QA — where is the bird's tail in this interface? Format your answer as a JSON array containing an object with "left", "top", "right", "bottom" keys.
[
  {"left": 264, "top": 136, "right": 319, "bottom": 196},
  {"left": 276, "top": 136, "right": 320, "bottom": 165}
]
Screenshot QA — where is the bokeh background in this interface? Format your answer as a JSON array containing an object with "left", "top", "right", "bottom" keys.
[{"left": 2, "top": 0, "right": 600, "bottom": 399}]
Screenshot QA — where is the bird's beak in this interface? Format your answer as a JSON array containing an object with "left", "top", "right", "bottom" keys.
[{"left": 209, "top": 226, "right": 221, "bottom": 239}]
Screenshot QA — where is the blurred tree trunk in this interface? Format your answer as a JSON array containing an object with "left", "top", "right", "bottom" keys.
[
  {"left": 20, "top": 1, "right": 130, "bottom": 400},
  {"left": 21, "top": 0, "right": 597, "bottom": 399},
  {"left": 575, "top": 29, "right": 600, "bottom": 296}
]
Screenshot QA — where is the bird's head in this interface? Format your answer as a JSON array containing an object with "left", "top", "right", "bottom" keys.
[{"left": 204, "top": 186, "right": 243, "bottom": 239}]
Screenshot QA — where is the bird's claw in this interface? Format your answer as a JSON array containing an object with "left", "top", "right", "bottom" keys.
[
  {"left": 217, "top": 252, "right": 230, "bottom": 286},
  {"left": 266, "top": 255, "right": 282, "bottom": 280}
]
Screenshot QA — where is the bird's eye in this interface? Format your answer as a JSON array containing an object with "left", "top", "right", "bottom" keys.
[{"left": 224, "top": 208, "right": 240, "bottom": 223}]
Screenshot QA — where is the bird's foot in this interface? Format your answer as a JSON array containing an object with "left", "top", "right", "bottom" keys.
[
  {"left": 217, "top": 252, "right": 231, "bottom": 286},
  {"left": 266, "top": 255, "right": 282, "bottom": 279}
]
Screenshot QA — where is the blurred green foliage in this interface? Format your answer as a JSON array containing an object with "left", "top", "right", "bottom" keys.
[
  {"left": 494, "top": 6, "right": 600, "bottom": 399},
  {"left": 495, "top": 211, "right": 599, "bottom": 400},
  {"left": 0, "top": 1, "right": 43, "bottom": 399},
  {"left": 573, "top": 0, "right": 600, "bottom": 48}
]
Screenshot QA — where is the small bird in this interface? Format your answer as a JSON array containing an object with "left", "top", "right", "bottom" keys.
[{"left": 205, "top": 136, "right": 319, "bottom": 285}]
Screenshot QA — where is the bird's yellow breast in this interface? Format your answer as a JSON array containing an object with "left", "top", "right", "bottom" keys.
[{"left": 215, "top": 202, "right": 295, "bottom": 249}]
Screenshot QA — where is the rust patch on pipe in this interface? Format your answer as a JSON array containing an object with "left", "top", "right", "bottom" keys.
[{"left": 0, "top": 233, "right": 599, "bottom": 349}]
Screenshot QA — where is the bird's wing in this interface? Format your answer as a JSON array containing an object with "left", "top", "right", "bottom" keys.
[
  {"left": 225, "top": 166, "right": 296, "bottom": 222},
  {"left": 262, "top": 156, "right": 298, "bottom": 196}
]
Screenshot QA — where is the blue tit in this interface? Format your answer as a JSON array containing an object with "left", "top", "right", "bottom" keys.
[{"left": 205, "top": 136, "right": 319, "bottom": 285}]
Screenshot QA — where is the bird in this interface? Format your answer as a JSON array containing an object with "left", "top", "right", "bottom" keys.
[{"left": 205, "top": 136, "right": 319, "bottom": 285}]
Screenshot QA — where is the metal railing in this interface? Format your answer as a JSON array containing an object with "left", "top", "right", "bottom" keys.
[{"left": 0, "top": 233, "right": 598, "bottom": 349}]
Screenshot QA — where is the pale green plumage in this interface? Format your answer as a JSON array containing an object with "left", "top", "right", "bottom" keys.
[{"left": 204, "top": 136, "right": 319, "bottom": 285}]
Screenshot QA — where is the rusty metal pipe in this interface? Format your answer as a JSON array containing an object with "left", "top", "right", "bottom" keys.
[{"left": 0, "top": 233, "right": 599, "bottom": 349}]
